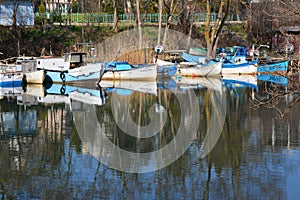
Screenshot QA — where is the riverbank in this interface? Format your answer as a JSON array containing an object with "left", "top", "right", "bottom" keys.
[{"left": 0, "top": 23, "right": 248, "bottom": 59}]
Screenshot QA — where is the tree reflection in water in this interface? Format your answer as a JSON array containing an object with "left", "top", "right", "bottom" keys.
[{"left": 0, "top": 80, "right": 299, "bottom": 199}]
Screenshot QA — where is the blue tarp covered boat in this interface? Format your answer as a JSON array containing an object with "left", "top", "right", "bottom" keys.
[{"left": 257, "top": 60, "right": 289, "bottom": 74}]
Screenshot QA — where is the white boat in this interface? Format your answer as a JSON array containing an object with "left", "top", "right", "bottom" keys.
[
  {"left": 175, "top": 59, "right": 222, "bottom": 77},
  {"left": 36, "top": 53, "right": 157, "bottom": 84},
  {"left": 100, "top": 61, "right": 157, "bottom": 81},
  {"left": 20, "top": 58, "right": 44, "bottom": 84},
  {"left": 0, "top": 56, "right": 44, "bottom": 84},
  {"left": 0, "top": 64, "right": 23, "bottom": 87},
  {"left": 36, "top": 53, "right": 102, "bottom": 84},
  {"left": 220, "top": 46, "right": 258, "bottom": 75}
]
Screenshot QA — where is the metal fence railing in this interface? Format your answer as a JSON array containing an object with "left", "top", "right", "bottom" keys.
[{"left": 35, "top": 13, "right": 243, "bottom": 24}]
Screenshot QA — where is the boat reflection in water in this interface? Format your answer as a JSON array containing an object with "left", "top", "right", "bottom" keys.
[
  {"left": 222, "top": 74, "right": 258, "bottom": 90},
  {"left": 257, "top": 74, "right": 289, "bottom": 86},
  {"left": 22, "top": 83, "right": 108, "bottom": 106},
  {"left": 173, "top": 76, "right": 222, "bottom": 92},
  {"left": 0, "top": 85, "right": 22, "bottom": 99},
  {"left": 73, "top": 76, "right": 226, "bottom": 173},
  {"left": 99, "top": 80, "right": 157, "bottom": 96}
]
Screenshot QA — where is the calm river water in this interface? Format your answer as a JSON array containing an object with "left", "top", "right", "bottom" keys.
[{"left": 0, "top": 75, "right": 299, "bottom": 199}]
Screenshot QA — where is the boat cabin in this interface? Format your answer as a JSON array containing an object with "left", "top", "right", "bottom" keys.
[
  {"left": 36, "top": 52, "right": 87, "bottom": 72},
  {"left": 225, "top": 46, "right": 248, "bottom": 63},
  {"left": 64, "top": 52, "right": 87, "bottom": 69}
]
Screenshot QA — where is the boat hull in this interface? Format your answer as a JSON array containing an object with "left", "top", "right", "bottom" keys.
[
  {"left": 44, "top": 63, "right": 102, "bottom": 84},
  {"left": 222, "top": 62, "right": 257, "bottom": 75},
  {"left": 45, "top": 63, "right": 157, "bottom": 83},
  {"left": 23, "top": 70, "right": 45, "bottom": 84},
  {"left": 101, "top": 64, "right": 157, "bottom": 81},
  {"left": 257, "top": 60, "right": 289, "bottom": 74},
  {"left": 154, "top": 58, "right": 174, "bottom": 66},
  {"left": 176, "top": 60, "right": 222, "bottom": 77},
  {"left": 0, "top": 73, "right": 23, "bottom": 87}
]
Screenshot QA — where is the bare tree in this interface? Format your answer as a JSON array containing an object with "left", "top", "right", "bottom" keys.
[
  {"left": 204, "top": 0, "right": 230, "bottom": 58},
  {"left": 246, "top": 0, "right": 300, "bottom": 44}
]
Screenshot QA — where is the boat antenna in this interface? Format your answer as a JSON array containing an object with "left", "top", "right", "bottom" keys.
[
  {"left": 50, "top": 45, "right": 53, "bottom": 55},
  {"left": 114, "top": 46, "right": 121, "bottom": 61}
]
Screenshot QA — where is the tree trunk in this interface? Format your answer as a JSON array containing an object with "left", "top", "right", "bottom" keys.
[
  {"left": 162, "top": 0, "right": 176, "bottom": 47},
  {"left": 67, "top": 0, "right": 72, "bottom": 25},
  {"left": 12, "top": 0, "right": 19, "bottom": 28},
  {"left": 157, "top": 0, "right": 163, "bottom": 45},
  {"left": 113, "top": 0, "right": 118, "bottom": 32},
  {"left": 136, "top": 0, "right": 142, "bottom": 49}
]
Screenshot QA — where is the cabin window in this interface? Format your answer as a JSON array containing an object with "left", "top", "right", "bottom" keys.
[{"left": 70, "top": 55, "right": 81, "bottom": 62}]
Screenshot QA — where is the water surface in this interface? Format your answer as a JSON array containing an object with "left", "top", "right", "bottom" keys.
[{"left": 0, "top": 76, "right": 299, "bottom": 199}]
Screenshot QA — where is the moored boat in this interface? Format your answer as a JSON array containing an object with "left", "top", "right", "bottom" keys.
[
  {"left": 0, "top": 64, "right": 23, "bottom": 87},
  {"left": 23, "top": 70, "right": 45, "bottom": 84},
  {"left": 220, "top": 46, "right": 258, "bottom": 75},
  {"left": 257, "top": 60, "right": 289, "bottom": 75},
  {"left": 175, "top": 59, "right": 222, "bottom": 77},
  {"left": 0, "top": 56, "right": 45, "bottom": 84},
  {"left": 37, "top": 52, "right": 157, "bottom": 84},
  {"left": 36, "top": 52, "right": 102, "bottom": 84},
  {"left": 100, "top": 61, "right": 157, "bottom": 81}
]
